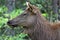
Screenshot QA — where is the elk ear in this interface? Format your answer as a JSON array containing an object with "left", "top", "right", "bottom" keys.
[
  {"left": 26, "top": 2, "right": 33, "bottom": 11},
  {"left": 26, "top": 2, "right": 36, "bottom": 15}
]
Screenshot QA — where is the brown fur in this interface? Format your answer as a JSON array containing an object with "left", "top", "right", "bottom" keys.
[
  {"left": 51, "top": 22, "right": 60, "bottom": 30},
  {"left": 7, "top": 2, "right": 60, "bottom": 40},
  {"left": 23, "top": 3, "right": 60, "bottom": 40}
]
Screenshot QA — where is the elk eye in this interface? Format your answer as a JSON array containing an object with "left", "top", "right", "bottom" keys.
[
  {"left": 22, "top": 14, "right": 27, "bottom": 17},
  {"left": 23, "top": 14, "right": 27, "bottom": 15}
]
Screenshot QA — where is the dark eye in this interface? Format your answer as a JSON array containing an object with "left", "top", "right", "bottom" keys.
[
  {"left": 23, "top": 14, "right": 27, "bottom": 16},
  {"left": 23, "top": 14, "right": 27, "bottom": 15},
  {"left": 22, "top": 14, "right": 27, "bottom": 17}
]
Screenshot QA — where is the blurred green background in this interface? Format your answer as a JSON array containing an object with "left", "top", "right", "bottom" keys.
[{"left": 0, "top": 0, "right": 60, "bottom": 40}]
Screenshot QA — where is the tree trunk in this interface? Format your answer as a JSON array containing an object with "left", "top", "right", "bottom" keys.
[
  {"left": 5, "top": 0, "right": 15, "bottom": 13},
  {"left": 58, "top": 0, "right": 60, "bottom": 20},
  {"left": 52, "top": 0, "right": 58, "bottom": 22}
]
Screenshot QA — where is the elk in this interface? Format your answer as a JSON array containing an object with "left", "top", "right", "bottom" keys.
[{"left": 7, "top": 2, "right": 60, "bottom": 40}]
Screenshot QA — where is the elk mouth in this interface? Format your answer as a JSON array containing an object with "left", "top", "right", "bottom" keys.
[
  {"left": 7, "top": 21, "right": 28, "bottom": 28},
  {"left": 10, "top": 25, "right": 18, "bottom": 27},
  {"left": 7, "top": 22, "right": 27, "bottom": 28},
  {"left": 23, "top": 26, "right": 28, "bottom": 29},
  {"left": 8, "top": 24, "right": 18, "bottom": 28}
]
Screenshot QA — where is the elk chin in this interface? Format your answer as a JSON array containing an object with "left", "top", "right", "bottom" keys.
[
  {"left": 11, "top": 25, "right": 18, "bottom": 27},
  {"left": 8, "top": 24, "right": 18, "bottom": 28},
  {"left": 23, "top": 26, "right": 28, "bottom": 29}
]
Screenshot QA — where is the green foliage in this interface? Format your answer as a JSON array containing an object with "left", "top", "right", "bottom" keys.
[
  {"left": 0, "top": 33, "right": 29, "bottom": 40},
  {"left": 10, "top": 9, "right": 23, "bottom": 19},
  {"left": 0, "top": 6, "right": 7, "bottom": 14},
  {"left": 42, "top": 13, "right": 48, "bottom": 17},
  {"left": 0, "top": 6, "right": 23, "bottom": 27},
  {"left": 0, "top": 6, "right": 30, "bottom": 40},
  {"left": 0, "top": 6, "right": 8, "bottom": 27},
  {"left": 19, "top": 33, "right": 28, "bottom": 38},
  {"left": 0, "top": 17, "right": 8, "bottom": 28}
]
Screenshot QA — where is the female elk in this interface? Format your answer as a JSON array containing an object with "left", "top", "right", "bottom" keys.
[{"left": 7, "top": 2, "right": 60, "bottom": 40}]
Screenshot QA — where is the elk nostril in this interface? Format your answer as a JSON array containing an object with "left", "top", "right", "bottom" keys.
[{"left": 7, "top": 21, "right": 18, "bottom": 27}]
